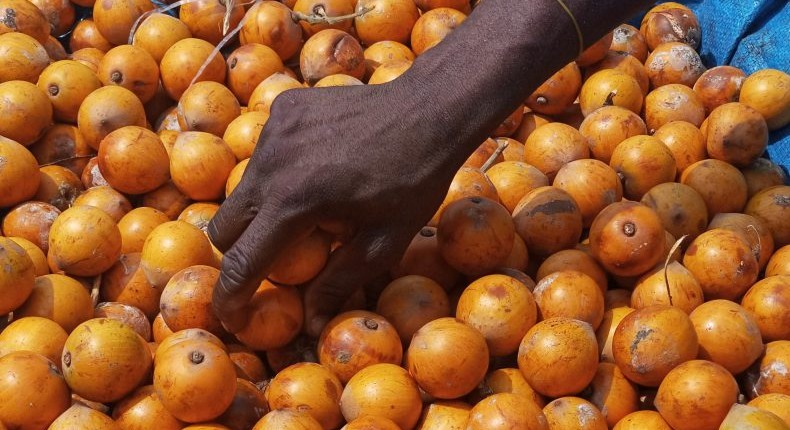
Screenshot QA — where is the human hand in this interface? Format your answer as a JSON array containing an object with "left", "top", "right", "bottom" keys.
[{"left": 208, "top": 80, "right": 467, "bottom": 336}]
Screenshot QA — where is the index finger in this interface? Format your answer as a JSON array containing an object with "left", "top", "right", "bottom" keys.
[{"left": 213, "top": 203, "right": 309, "bottom": 333}]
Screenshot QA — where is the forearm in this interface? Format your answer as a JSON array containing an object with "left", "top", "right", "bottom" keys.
[{"left": 396, "top": 0, "right": 654, "bottom": 167}]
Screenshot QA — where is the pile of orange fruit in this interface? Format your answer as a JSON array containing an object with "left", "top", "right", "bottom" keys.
[{"left": 0, "top": 0, "right": 789, "bottom": 428}]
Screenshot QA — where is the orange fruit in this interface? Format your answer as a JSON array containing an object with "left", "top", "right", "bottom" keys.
[
  {"left": 62, "top": 318, "right": 152, "bottom": 403},
  {"left": 15, "top": 274, "right": 93, "bottom": 332},
  {"left": 340, "top": 363, "right": 423, "bottom": 430},
  {"left": 354, "top": 0, "right": 419, "bottom": 46},
  {"left": 92, "top": 0, "right": 154, "bottom": 46},
  {"left": 77, "top": 85, "right": 147, "bottom": 150},
  {"left": 0, "top": 32, "right": 49, "bottom": 83},
  {"left": 226, "top": 43, "right": 284, "bottom": 105},
  {"left": 48, "top": 205, "right": 121, "bottom": 277},
  {"left": 517, "top": 317, "right": 598, "bottom": 398},
  {"left": 159, "top": 38, "right": 226, "bottom": 100},
  {"left": 235, "top": 281, "right": 305, "bottom": 351},
  {"left": 456, "top": 274, "right": 536, "bottom": 356},
  {"left": 97, "top": 44, "right": 160, "bottom": 103},
  {"left": 0, "top": 0, "right": 50, "bottom": 43},
  {"left": 131, "top": 12, "right": 192, "bottom": 63},
  {"left": 154, "top": 339, "right": 237, "bottom": 423},
  {"left": 739, "top": 68, "right": 790, "bottom": 130},
  {"left": 0, "top": 80, "right": 53, "bottom": 146},
  {"left": 178, "top": 0, "right": 243, "bottom": 45},
  {"left": 0, "top": 137, "right": 40, "bottom": 207},
  {"left": 239, "top": 1, "right": 303, "bottom": 61},
  {"left": 177, "top": 81, "right": 240, "bottom": 136},
  {"left": 0, "top": 351, "right": 70, "bottom": 429},
  {"left": 410, "top": 7, "right": 466, "bottom": 56},
  {"left": 654, "top": 360, "right": 739, "bottom": 430}
]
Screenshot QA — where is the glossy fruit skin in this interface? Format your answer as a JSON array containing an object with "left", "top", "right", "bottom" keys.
[
  {"left": 744, "top": 185, "right": 790, "bottom": 248},
  {"left": 252, "top": 409, "right": 323, "bottom": 430},
  {"left": 523, "top": 122, "right": 590, "bottom": 181},
  {"left": 644, "top": 84, "right": 706, "bottom": 133},
  {"left": 612, "top": 305, "right": 699, "bottom": 387},
  {"left": 751, "top": 340, "right": 790, "bottom": 396},
  {"left": 526, "top": 62, "right": 582, "bottom": 116},
  {"left": 741, "top": 275, "right": 790, "bottom": 342},
  {"left": 644, "top": 42, "right": 705, "bottom": 88},
  {"left": 683, "top": 228, "right": 759, "bottom": 300},
  {"left": 533, "top": 270, "right": 605, "bottom": 329},
  {"left": 705, "top": 102, "right": 769, "bottom": 167},
  {"left": 609, "top": 135, "right": 677, "bottom": 201},
  {"left": 517, "top": 317, "right": 599, "bottom": 398},
  {"left": 0, "top": 81, "right": 53, "bottom": 146},
  {"left": 61, "top": 318, "right": 153, "bottom": 403},
  {"left": 0, "top": 237, "right": 35, "bottom": 314},
  {"left": 589, "top": 201, "right": 666, "bottom": 278},
  {"left": 0, "top": 351, "right": 71, "bottom": 430},
  {"left": 159, "top": 38, "right": 226, "bottom": 100},
  {"left": 112, "top": 385, "right": 184, "bottom": 430},
  {"left": 340, "top": 363, "right": 423, "bottom": 430},
  {"left": 554, "top": 158, "right": 622, "bottom": 228},
  {"left": 512, "top": 186, "right": 583, "bottom": 258},
  {"left": 0, "top": 316, "right": 67, "bottom": 371},
  {"left": 410, "top": 7, "right": 467, "bottom": 56},
  {"left": 693, "top": 66, "right": 746, "bottom": 115},
  {"left": 154, "top": 339, "right": 237, "bottom": 423},
  {"left": 48, "top": 205, "right": 122, "bottom": 277},
  {"left": 15, "top": 274, "right": 94, "bottom": 333},
  {"left": 267, "top": 362, "right": 343, "bottom": 429},
  {"left": 739, "top": 68, "right": 790, "bottom": 130},
  {"left": 543, "top": 396, "right": 607, "bottom": 430},
  {"left": 631, "top": 261, "right": 704, "bottom": 314},
  {"left": 654, "top": 360, "right": 739, "bottom": 430},
  {"left": 415, "top": 400, "right": 471, "bottom": 430},
  {"left": 376, "top": 274, "right": 451, "bottom": 344},
  {"left": 159, "top": 265, "right": 224, "bottom": 335},
  {"left": 437, "top": 196, "right": 515, "bottom": 277},
  {"left": 466, "top": 392, "right": 549, "bottom": 430},
  {"left": 653, "top": 120, "right": 707, "bottom": 176},
  {"left": 78, "top": 85, "right": 148, "bottom": 151},
  {"left": 689, "top": 300, "right": 763, "bottom": 375},
  {"left": 235, "top": 280, "right": 305, "bottom": 352},
  {"left": 612, "top": 410, "right": 672, "bottom": 430},
  {"left": 588, "top": 362, "right": 639, "bottom": 427},
  {"left": 456, "top": 274, "right": 537, "bottom": 356},
  {"left": 406, "top": 317, "right": 489, "bottom": 399}
]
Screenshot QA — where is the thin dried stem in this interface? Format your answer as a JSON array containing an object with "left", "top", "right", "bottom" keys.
[
  {"left": 481, "top": 139, "right": 509, "bottom": 173},
  {"left": 291, "top": 5, "right": 373, "bottom": 25},
  {"left": 663, "top": 234, "right": 687, "bottom": 306}
]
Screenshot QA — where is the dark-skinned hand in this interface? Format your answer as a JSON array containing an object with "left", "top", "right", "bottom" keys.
[
  {"left": 208, "top": 80, "right": 463, "bottom": 336},
  {"left": 208, "top": 0, "right": 654, "bottom": 337}
]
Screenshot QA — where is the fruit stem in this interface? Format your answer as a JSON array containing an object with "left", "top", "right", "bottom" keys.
[
  {"left": 662, "top": 234, "right": 687, "bottom": 306},
  {"left": 128, "top": 0, "right": 194, "bottom": 44},
  {"left": 744, "top": 224, "right": 761, "bottom": 263},
  {"left": 38, "top": 154, "right": 97, "bottom": 168},
  {"left": 189, "top": 10, "right": 249, "bottom": 88},
  {"left": 91, "top": 274, "right": 101, "bottom": 308},
  {"left": 603, "top": 91, "right": 617, "bottom": 106},
  {"left": 481, "top": 138, "right": 509, "bottom": 172},
  {"left": 622, "top": 221, "right": 635, "bottom": 237},
  {"left": 291, "top": 5, "right": 374, "bottom": 25},
  {"left": 190, "top": 351, "right": 205, "bottom": 364},
  {"left": 363, "top": 318, "right": 379, "bottom": 330},
  {"left": 222, "top": 0, "right": 235, "bottom": 36}
]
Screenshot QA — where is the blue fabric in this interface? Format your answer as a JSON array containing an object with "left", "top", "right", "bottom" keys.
[{"left": 631, "top": 1, "right": 790, "bottom": 181}]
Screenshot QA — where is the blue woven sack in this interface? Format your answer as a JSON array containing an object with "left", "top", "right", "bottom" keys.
[{"left": 632, "top": 0, "right": 789, "bottom": 181}]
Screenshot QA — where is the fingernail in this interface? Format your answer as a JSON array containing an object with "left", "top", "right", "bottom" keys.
[{"left": 309, "top": 315, "right": 330, "bottom": 338}]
